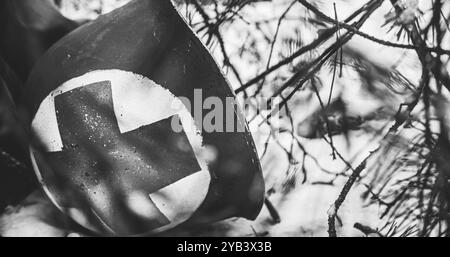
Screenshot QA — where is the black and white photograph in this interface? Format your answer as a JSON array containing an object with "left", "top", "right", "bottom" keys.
[{"left": 0, "top": 0, "right": 449, "bottom": 242}]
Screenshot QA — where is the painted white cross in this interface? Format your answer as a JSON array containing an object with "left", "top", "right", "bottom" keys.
[{"left": 31, "top": 69, "right": 211, "bottom": 234}]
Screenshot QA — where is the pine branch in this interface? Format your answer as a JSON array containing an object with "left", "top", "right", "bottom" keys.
[{"left": 235, "top": 0, "right": 381, "bottom": 94}]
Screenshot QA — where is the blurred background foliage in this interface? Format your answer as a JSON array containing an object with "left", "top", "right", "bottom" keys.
[{"left": 1, "top": 0, "right": 450, "bottom": 237}]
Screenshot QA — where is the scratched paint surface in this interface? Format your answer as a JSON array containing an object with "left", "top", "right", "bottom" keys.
[{"left": 30, "top": 70, "right": 212, "bottom": 235}]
